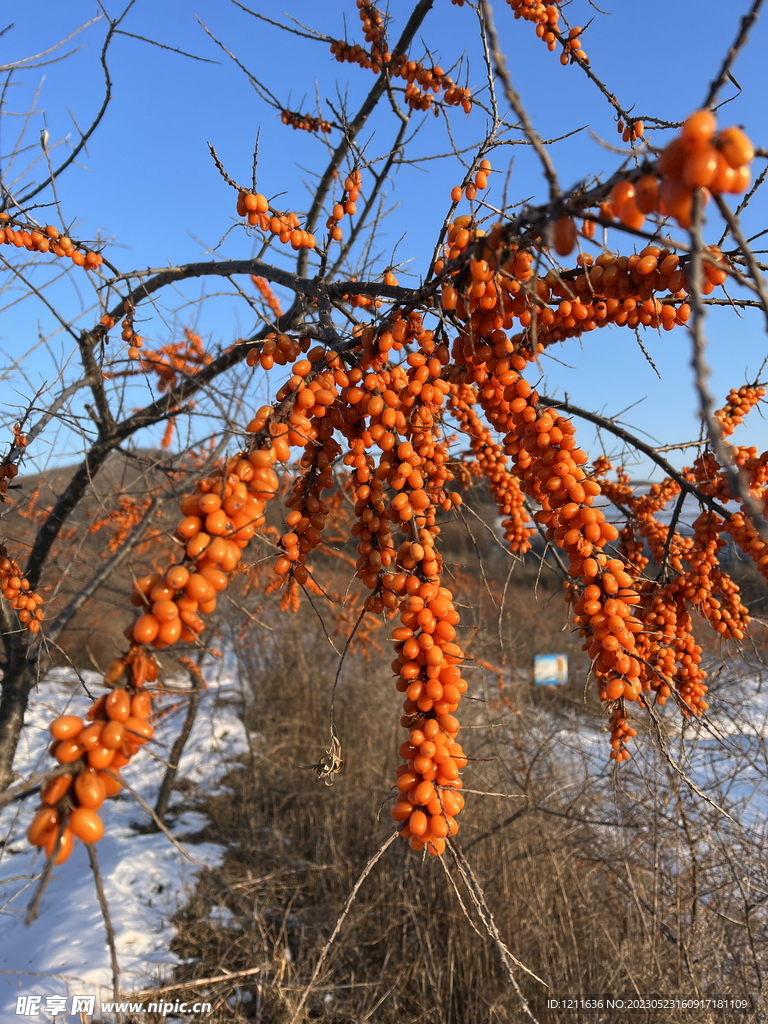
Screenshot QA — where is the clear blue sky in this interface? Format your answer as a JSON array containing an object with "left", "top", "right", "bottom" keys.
[{"left": 1, "top": 1, "right": 766, "bottom": 476}]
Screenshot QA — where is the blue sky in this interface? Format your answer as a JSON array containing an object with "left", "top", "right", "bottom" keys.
[{"left": 1, "top": 0, "right": 766, "bottom": 475}]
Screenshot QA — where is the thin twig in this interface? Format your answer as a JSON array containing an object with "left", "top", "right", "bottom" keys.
[
  {"left": 289, "top": 831, "right": 399, "bottom": 1024},
  {"left": 448, "top": 839, "right": 546, "bottom": 1021},
  {"left": 703, "top": 0, "right": 765, "bottom": 109},
  {"left": 478, "top": 0, "right": 559, "bottom": 201},
  {"left": 688, "top": 191, "right": 768, "bottom": 542},
  {"left": 87, "top": 844, "right": 121, "bottom": 1002},
  {"left": 108, "top": 771, "right": 207, "bottom": 867}
]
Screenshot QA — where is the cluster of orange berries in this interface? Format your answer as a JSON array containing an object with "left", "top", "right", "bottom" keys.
[
  {"left": 593, "top": 441, "right": 760, "bottom": 716},
  {"left": 616, "top": 118, "right": 645, "bottom": 144},
  {"left": 442, "top": 224, "right": 698, "bottom": 345},
  {"left": 348, "top": 441, "right": 397, "bottom": 607},
  {"left": 0, "top": 460, "right": 19, "bottom": 502},
  {"left": 631, "top": 588, "right": 687, "bottom": 701},
  {"left": 449, "top": 382, "right": 533, "bottom": 553},
  {"left": 449, "top": 159, "right": 492, "bottom": 206},
  {"left": 691, "top": 444, "right": 764, "bottom": 504},
  {"left": 682, "top": 513, "right": 749, "bottom": 641},
  {"left": 11, "top": 422, "right": 28, "bottom": 450},
  {"left": 329, "top": 6, "right": 471, "bottom": 114},
  {"left": 330, "top": 38, "right": 383, "bottom": 72},
  {"left": 0, "top": 546, "right": 44, "bottom": 633},
  {"left": 339, "top": 347, "right": 456, "bottom": 597},
  {"left": 28, "top": 654, "right": 156, "bottom": 862},
  {"left": 326, "top": 169, "right": 363, "bottom": 243},
  {"left": 336, "top": 331, "right": 468, "bottom": 849},
  {"left": 608, "top": 709, "right": 636, "bottom": 763},
  {"left": 356, "top": 310, "right": 418, "bottom": 361},
  {"left": 262, "top": 346, "right": 350, "bottom": 430},
  {"left": 356, "top": 0, "right": 386, "bottom": 61},
  {"left": 236, "top": 191, "right": 316, "bottom": 250},
  {"left": 390, "top": 55, "right": 472, "bottom": 114},
  {"left": 0, "top": 214, "right": 103, "bottom": 270},
  {"left": 280, "top": 109, "right": 331, "bottom": 134},
  {"left": 593, "top": 461, "right": 685, "bottom": 573},
  {"left": 447, "top": 331, "right": 656, "bottom": 732},
  {"left": 727, "top": 509, "right": 768, "bottom": 586},
  {"left": 495, "top": 1, "right": 588, "bottom": 66},
  {"left": 252, "top": 275, "right": 283, "bottom": 318},
  {"left": 32, "top": 357, "right": 375, "bottom": 864},
  {"left": 500, "top": 370, "right": 724, "bottom": 727},
  {"left": 391, "top": 581, "right": 467, "bottom": 855},
  {"left": 716, "top": 385, "right": 765, "bottom": 437},
  {"left": 276, "top": 421, "right": 341, "bottom": 583},
  {"left": 426, "top": 190, "right": 768, "bottom": 752},
  {"left": 593, "top": 110, "right": 754, "bottom": 232},
  {"left": 104, "top": 304, "right": 145, "bottom": 360},
  {"left": 128, "top": 448, "right": 284, "bottom": 650},
  {"left": 539, "top": 248, "right": 696, "bottom": 338},
  {"left": 246, "top": 331, "right": 306, "bottom": 372}
]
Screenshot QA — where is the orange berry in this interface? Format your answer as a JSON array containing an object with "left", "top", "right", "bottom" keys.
[
  {"left": 49, "top": 715, "right": 83, "bottom": 741},
  {"left": 552, "top": 217, "right": 576, "bottom": 256},
  {"left": 718, "top": 126, "right": 753, "bottom": 169},
  {"left": 69, "top": 807, "right": 105, "bottom": 843},
  {"left": 74, "top": 769, "right": 106, "bottom": 809},
  {"left": 681, "top": 109, "right": 716, "bottom": 148}
]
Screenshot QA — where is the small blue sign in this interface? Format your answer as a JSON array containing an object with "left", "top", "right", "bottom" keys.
[{"left": 534, "top": 654, "right": 568, "bottom": 686}]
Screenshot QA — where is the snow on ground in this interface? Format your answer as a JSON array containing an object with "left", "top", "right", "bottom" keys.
[{"left": 0, "top": 662, "right": 248, "bottom": 1021}]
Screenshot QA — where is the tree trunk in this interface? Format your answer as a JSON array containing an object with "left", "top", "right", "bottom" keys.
[
  {"left": 154, "top": 667, "right": 203, "bottom": 823},
  {"left": 0, "top": 646, "right": 35, "bottom": 791}
]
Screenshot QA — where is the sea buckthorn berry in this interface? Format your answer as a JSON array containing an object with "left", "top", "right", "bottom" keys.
[
  {"left": 74, "top": 769, "right": 106, "bottom": 809},
  {"left": 682, "top": 109, "right": 716, "bottom": 148},
  {"left": 718, "top": 126, "right": 754, "bottom": 169},
  {"left": 552, "top": 217, "right": 576, "bottom": 256},
  {"left": 49, "top": 716, "right": 83, "bottom": 741},
  {"left": 28, "top": 807, "right": 60, "bottom": 847},
  {"left": 41, "top": 774, "right": 72, "bottom": 806},
  {"left": 69, "top": 807, "right": 105, "bottom": 844},
  {"left": 44, "top": 826, "right": 74, "bottom": 864}
]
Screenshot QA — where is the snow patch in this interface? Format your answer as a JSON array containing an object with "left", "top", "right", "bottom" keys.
[{"left": 0, "top": 664, "right": 246, "bottom": 1019}]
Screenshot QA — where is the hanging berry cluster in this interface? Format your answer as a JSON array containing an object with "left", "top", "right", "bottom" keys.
[
  {"left": 0, "top": 461, "right": 18, "bottom": 503},
  {"left": 245, "top": 332, "right": 307, "bottom": 371},
  {"left": 429, "top": 138, "right": 767, "bottom": 761},
  {"left": 281, "top": 109, "right": 332, "bottom": 134},
  {"left": 0, "top": 546, "right": 44, "bottom": 633},
  {"left": 27, "top": 653, "right": 156, "bottom": 862},
  {"left": 615, "top": 118, "right": 645, "bottom": 143},
  {"left": 451, "top": 0, "right": 587, "bottom": 67},
  {"left": 327, "top": 170, "right": 363, "bottom": 242},
  {"left": 236, "top": 191, "right": 316, "bottom": 250},
  {"left": 716, "top": 385, "right": 765, "bottom": 437},
  {"left": 0, "top": 214, "right": 103, "bottom": 270},
  {"left": 590, "top": 110, "right": 754, "bottom": 231},
  {"left": 252, "top": 275, "right": 284, "bottom": 318},
  {"left": 449, "top": 159, "right": 492, "bottom": 205},
  {"left": 506, "top": 2, "right": 588, "bottom": 66},
  {"left": 390, "top": 583, "right": 467, "bottom": 855},
  {"left": 390, "top": 55, "right": 473, "bottom": 114},
  {"left": 330, "top": 1, "right": 472, "bottom": 113},
  {"left": 440, "top": 205, "right": 708, "bottom": 348}
]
